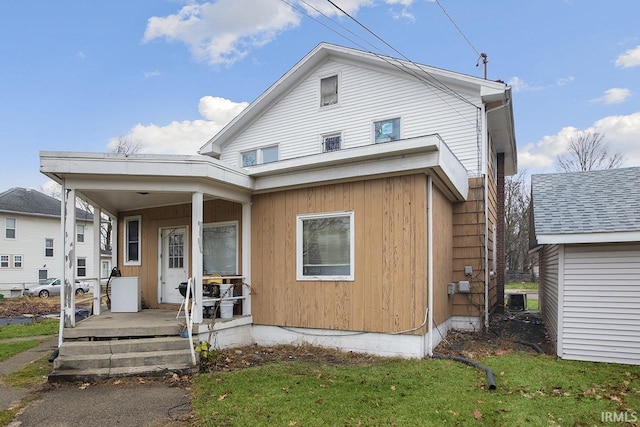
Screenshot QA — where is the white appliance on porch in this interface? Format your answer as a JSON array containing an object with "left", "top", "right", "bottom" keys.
[{"left": 110, "top": 277, "right": 141, "bottom": 313}]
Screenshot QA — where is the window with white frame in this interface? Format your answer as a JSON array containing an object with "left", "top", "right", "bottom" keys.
[
  {"left": 5, "top": 218, "right": 16, "bottom": 239},
  {"left": 101, "top": 260, "right": 110, "bottom": 279},
  {"left": 297, "top": 211, "right": 354, "bottom": 280},
  {"left": 77, "top": 258, "right": 87, "bottom": 277},
  {"left": 45, "top": 238, "right": 54, "bottom": 257},
  {"left": 0, "top": 255, "right": 9, "bottom": 268},
  {"left": 124, "top": 216, "right": 141, "bottom": 265},
  {"left": 76, "top": 224, "right": 85, "bottom": 243},
  {"left": 241, "top": 146, "right": 278, "bottom": 167},
  {"left": 13, "top": 255, "right": 23, "bottom": 268},
  {"left": 322, "top": 133, "right": 341, "bottom": 152},
  {"left": 320, "top": 75, "right": 338, "bottom": 107},
  {"left": 203, "top": 221, "right": 238, "bottom": 276},
  {"left": 38, "top": 269, "right": 48, "bottom": 281},
  {"left": 374, "top": 118, "right": 401, "bottom": 143}
]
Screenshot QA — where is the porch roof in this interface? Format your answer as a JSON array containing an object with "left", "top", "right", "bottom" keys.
[{"left": 40, "top": 152, "right": 254, "bottom": 215}]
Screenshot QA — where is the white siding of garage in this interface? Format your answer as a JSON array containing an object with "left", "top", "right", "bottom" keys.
[
  {"left": 561, "top": 243, "right": 640, "bottom": 365},
  {"left": 539, "top": 245, "right": 560, "bottom": 348}
]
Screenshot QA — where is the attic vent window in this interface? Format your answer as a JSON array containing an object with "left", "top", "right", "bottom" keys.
[
  {"left": 374, "top": 118, "right": 401, "bottom": 143},
  {"left": 320, "top": 75, "right": 338, "bottom": 107},
  {"left": 323, "top": 134, "right": 341, "bottom": 152}
]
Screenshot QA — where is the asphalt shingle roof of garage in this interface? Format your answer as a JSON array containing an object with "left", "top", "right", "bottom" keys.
[
  {"left": 531, "top": 167, "right": 640, "bottom": 236},
  {"left": 0, "top": 187, "right": 93, "bottom": 220}
]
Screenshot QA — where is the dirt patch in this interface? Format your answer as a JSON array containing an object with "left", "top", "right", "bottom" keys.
[
  {"left": 0, "top": 297, "right": 61, "bottom": 318},
  {"left": 434, "top": 309, "right": 554, "bottom": 358}
]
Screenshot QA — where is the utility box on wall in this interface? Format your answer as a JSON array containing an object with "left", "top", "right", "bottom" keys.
[{"left": 458, "top": 280, "right": 471, "bottom": 293}]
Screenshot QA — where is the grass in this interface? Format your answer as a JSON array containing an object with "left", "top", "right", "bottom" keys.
[
  {"left": 0, "top": 340, "right": 42, "bottom": 362},
  {"left": 191, "top": 353, "right": 640, "bottom": 426},
  {"left": 2, "top": 355, "right": 51, "bottom": 388},
  {"left": 527, "top": 298, "right": 539, "bottom": 311},
  {"left": 505, "top": 282, "right": 538, "bottom": 291},
  {"left": 0, "top": 320, "right": 58, "bottom": 340}
]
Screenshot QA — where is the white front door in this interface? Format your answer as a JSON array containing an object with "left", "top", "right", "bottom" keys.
[{"left": 160, "top": 227, "right": 189, "bottom": 304}]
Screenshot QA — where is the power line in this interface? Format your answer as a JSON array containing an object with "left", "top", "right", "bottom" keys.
[{"left": 434, "top": 0, "right": 481, "bottom": 57}]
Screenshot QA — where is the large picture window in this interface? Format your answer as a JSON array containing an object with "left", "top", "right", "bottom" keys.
[
  {"left": 124, "top": 216, "right": 141, "bottom": 265},
  {"left": 297, "top": 211, "right": 354, "bottom": 281},
  {"left": 203, "top": 221, "right": 238, "bottom": 276}
]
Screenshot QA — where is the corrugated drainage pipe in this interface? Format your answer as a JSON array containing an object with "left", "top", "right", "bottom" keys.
[{"left": 433, "top": 354, "right": 497, "bottom": 391}]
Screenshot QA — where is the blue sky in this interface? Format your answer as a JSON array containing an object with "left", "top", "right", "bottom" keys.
[{"left": 1, "top": 0, "right": 639, "bottom": 192}]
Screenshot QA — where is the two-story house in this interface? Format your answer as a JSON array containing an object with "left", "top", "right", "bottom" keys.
[
  {"left": 40, "top": 43, "right": 516, "bottom": 357},
  {"left": 0, "top": 187, "right": 99, "bottom": 297}
]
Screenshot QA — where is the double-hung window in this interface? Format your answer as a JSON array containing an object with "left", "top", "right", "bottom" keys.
[
  {"left": 320, "top": 75, "right": 339, "bottom": 107},
  {"left": 202, "top": 221, "right": 238, "bottom": 275},
  {"left": 0, "top": 255, "right": 8, "bottom": 268},
  {"left": 13, "top": 255, "right": 23, "bottom": 268},
  {"left": 5, "top": 218, "right": 15, "bottom": 239},
  {"left": 297, "top": 211, "right": 354, "bottom": 281},
  {"left": 77, "top": 258, "right": 87, "bottom": 277},
  {"left": 241, "top": 145, "right": 279, "bottom": 167},
  {"left": 374, "top": 118, "right": 401, "bottom": 143},
  {"left": 45, "top": 238, "right": 54, "bottom": 257},
  {"left": 76, "top": 224, "right": 85, "bottom": 243},
  {"left": 124, "top": 216, "right": 141, "bottom": 265}
]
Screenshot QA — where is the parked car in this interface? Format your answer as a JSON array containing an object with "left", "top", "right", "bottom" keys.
[{"left": 24, "top": 278, "right": 91, "bottom": 298}]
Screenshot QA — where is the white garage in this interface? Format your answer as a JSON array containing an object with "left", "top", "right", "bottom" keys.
[{"left": 531, "top": 168, "right": 640, "bottom": 365}]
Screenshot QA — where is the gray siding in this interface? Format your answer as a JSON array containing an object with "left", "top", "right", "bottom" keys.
[
  {"left": 562, "top": 243, "right": 640, "bottom": 365},
  {"left": 539, "top": 244, "right": 560, "bottom": 346},
  {"left": 220, "top": 59, "right": 481, "bottom": 175}
]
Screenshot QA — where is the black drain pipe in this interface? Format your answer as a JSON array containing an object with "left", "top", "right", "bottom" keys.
[{"left": 433, "top": 354, "right": 497, "bottom": 390}]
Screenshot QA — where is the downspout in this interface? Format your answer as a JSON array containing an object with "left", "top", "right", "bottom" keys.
[
  {"left": 427, "top": 175, "right": 434, "bottom": 356},
  {"left": 484, "top": 164, "right": 490, "bottom": 331},
  {"left": 58, "top": 180, "right": 66, "bottom": 348}
]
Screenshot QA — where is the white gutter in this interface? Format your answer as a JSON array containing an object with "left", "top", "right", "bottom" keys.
[{"left": 427, "top": 175, "right": 434, "bottom": 356}]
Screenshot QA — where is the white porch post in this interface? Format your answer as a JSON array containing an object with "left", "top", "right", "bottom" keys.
[
  {"left": 92, "top": 205, "right": 102, "bottom": 315},
  {"left": 242, "top": 202, "right": 252, "bottom": 315},
  {"left": 111, "top": 217, "right": 118, "bottom": 271},
  {"left": 191, "top": 192, "right": 203, "bottom": 324},
  {"left": 62, "top": 188, "right": 76, "bottom": 329}
]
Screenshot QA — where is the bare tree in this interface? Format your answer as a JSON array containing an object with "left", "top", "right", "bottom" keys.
[
  {"left": 112, "top": 135, "right": 142, "bottom": 155},
  {"left": 504, "top": 171, "right": 531, "bottom": 278},
  {"left": 556, "top": 132, "right": 624, "bottom": 172}
]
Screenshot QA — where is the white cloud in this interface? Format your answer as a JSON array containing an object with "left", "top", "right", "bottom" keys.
[
  {"left": 144, "top": 70, "right": 161, "bottom": 78},
  {"left": 590, "top": 87, "right": 632, "bottom": 105},
  {"left": 519, "top": 112, "right": 640, "bottom": 174},
  {"left": 108, "top": 96, "right": 248, "bottom": 155},
  {"left": 508, "top": 75, "right": 574, "bottom": 93},
  {"left": 143, "top": 0, "right": 393, "bottom": 66},
  {"left": 615, "top": 45, "right": 640, "bottom": 68}
]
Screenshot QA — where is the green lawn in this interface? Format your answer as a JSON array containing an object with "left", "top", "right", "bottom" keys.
[
  {"left": 505, "top": 282, "right": 538, "bottom": 291},
  {"left": 0, "top": 340, "right": 42, "bottom": 362},
  {"left": 0, "top": 320, "right": 58, "bottom": 339},
  {"left": 191, "top": 353, "right": 640, "bottom": 426}
]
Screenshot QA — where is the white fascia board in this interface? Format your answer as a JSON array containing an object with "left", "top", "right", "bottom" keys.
[
  {"left": 249, "top": 135, "right": 469, "bottom": 200},
  {"left": 40, "top": 151, "right": 253, "bottom": 191},
  {"left": 536, "top": 231, "right": 640, "bottom": 245}
]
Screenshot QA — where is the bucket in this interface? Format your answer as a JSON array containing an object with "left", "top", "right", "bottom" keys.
[{"left": 219, "top": 283, "right": 234, "bottom": 319}]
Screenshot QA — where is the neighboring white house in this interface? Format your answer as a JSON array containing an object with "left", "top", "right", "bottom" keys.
[
  {"left": 0, "top": 187, "right": 98, "bottom": 297},
  {"left": 531, "top": 167, "right": 640, "bottom": 365}
]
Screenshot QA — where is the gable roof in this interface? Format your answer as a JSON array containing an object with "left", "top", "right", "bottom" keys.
[
  {"left": 531, "top": 167, "right": 640, "bottom": 245},
  {"left": 199, "top": 42, "right": 517, "bottom": 175},
  {"left": 0, "top": 187, "right": 93, "bottom": 221}
]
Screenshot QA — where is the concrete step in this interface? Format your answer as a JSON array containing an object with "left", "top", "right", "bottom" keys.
[
  {"left": 54, "top": 349, "right": 194, "bottom": 371},
  {"left": 59, "top": 337, "right": 191, "bottom": 356},
  {"left": 48, "top": 364, "right": 197, "bottom": 383},
  {"left": 63, "top": 324, "right": 181, "bottom": 340}
]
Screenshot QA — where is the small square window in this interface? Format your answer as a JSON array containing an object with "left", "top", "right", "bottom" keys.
[
  {"left": 13, "top": 255, "right": 23, "bottom": 268},
  {"left": 5, "top": 218, "right": 16, "bottom": 239},
  {"left": 0, "top": 255, "right": 9, "bottom": 268},
  {"left": 323, "top": 134, "right": 341, "bottom": 152},
  {"left": 320, "top": 75, "right": 338, "bottom": 107},
  {"left": 241, "top": 150, "right": 257, "bottom": 167},
  {"left": 262, "top": 146, "right": 278, "bottom": 164},
  {"left": 374, "top": 118, "right": 401, "bottom": 143}
]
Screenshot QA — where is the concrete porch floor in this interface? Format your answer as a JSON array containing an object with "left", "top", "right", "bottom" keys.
[{"left": 64, "top": 309, "right": 184, "bottom": 339}]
